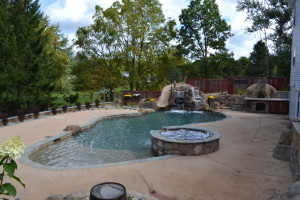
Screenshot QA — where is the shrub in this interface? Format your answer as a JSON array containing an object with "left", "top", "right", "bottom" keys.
[
  {"left": 51, "top": 107, "right": 57, "bottom": 115},
  {"left": 75, "top": 102, "right": 81, "bottom": 111},
  {"left": 85, "top": 102, "right": 91, "bottom": 110},
  {"left": 62, "top": 105, "right": 68, "bottom": 113},
  {"left": 32, "top": 107, "right": 39, "bottom": 119},
  {"left": 282, "top": 85, "right": 290, "bottom": 91},
  {"left": 63, "top": 93, "right": 79, "bottom": 106},
  {"left": 0, "top": 136, "right": 25, "bottom": 198},
  {"left": 17, "top": 110, "right": 25, "bottom": 122},
  {"left": 236, "top": 89, "right": 245, "bottom": 95},
  {"left": 95, "top": 99, "right": 100, "bottom": 108}
]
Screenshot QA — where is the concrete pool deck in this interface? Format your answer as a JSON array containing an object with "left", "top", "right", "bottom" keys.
[{"left": 0, "top": 109, "right": 292, "bottom": 200}]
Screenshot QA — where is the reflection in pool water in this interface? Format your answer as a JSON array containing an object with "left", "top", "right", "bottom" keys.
[{"left": 30, "top": 111, "right": 226, "bottom": 167}]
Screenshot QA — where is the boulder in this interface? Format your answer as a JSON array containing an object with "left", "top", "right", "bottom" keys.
[
  {"left": 288, "top": 181, "right": 300, "bottom": 198},
  {"left": 288, "top": 122, "right": 293, "bottom": 129},
  {"left": 266, "top": 194, "right": 289, "bottom": 200},
  {"left": 45, "top": 194, "right": 65, "bottom": 200},
  {"left": 65, "top": 191, "right": 89, "bottom": 200},
  {"left": 291, "top": 195, "right": 300, "bottom": 200},
  {"left": 273, "top": 144, "right": 290, "bottom": 161},
  {"left": 63, "top": 125, "right": 81, "bottom": 134},
  {"left": 279, "top": 129, "right": 292, "bottom": 145},
  {"left": 138, "top": 99, "right": 158, "bottom": 110}
]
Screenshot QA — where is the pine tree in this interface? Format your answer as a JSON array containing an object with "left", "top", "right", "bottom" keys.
[{"left": 0, "top": 0, "right": 65, "bottom": 106}]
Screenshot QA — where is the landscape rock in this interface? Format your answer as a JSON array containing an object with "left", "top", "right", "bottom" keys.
[
  {"left": 288, "top": 122, "right": 293, "bottom": 129},
  {"left": 65, "top": 191, "right": 89, "bottom": 200},
  {"left": 138, "top": 99, "right": 157, "bottom": 109},
  {"left": 279, "top": 129, "right": 292, "bottom": 145},
  {"left": 291, "top": 195, "right": 300, "bottom": 200},
  {"left": 288, "top": 181, "right": 300, "bottom": 198},
  {"left": 45, "top": 194, "right": 65, "bottom": 200},
  {"left": 266, "top": 194, "right": 289, "bottom": 200},
  {"left": 63, "top": 125, "right": 81, "bottom": 134},
  {"left": 273, "top": 144, "right": 290, "bottom": 161}
]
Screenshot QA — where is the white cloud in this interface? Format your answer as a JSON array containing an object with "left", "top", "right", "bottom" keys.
[
  {"left": 41, "top": 0, "right": 258, "bottom": 59},
  {"left": 215, "top": 0, "right": 257, "bottom": 58},
  {"left": 160, "top": 0, "right": 189, "bottom": 23}
]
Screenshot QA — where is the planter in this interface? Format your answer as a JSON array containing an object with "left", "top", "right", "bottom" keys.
[
  {"left": 32, "top": 107, "right": 39, "bottom": 119},
  {"left": 1, "top": 118, "right": 8, "bottom": 126},
  {"left": 62, "top": 105, "right": 68, "bottom": 113},
  {"left": 17, "top": 110, "right": 25, "bottom": 122},
  {"left": 95, "top": 99, "right": 100, "bottom": 108},
  {"left": 85, "top": 102, "right": 91, "bottom": 110},
  {"left": 75, "top": 102, "right": 81, "bottom": 111},
  {"left": 51, "top": 107, "right": 57, "bottom": 115}
]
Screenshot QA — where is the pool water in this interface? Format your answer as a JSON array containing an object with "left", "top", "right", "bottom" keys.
[{"left": 30, "top": 111, "right": 226, "bottom": 167}]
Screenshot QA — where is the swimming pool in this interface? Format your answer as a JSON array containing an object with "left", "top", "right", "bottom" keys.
[{"left": 29, "top": 111, "right": 226, "bottom": 168}]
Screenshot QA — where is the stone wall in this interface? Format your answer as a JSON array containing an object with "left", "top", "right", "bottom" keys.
[
  {"left": 290, "top": 122, "right": 300, "bottom": 181},
  {"left": 150, "top": 128, "right": 220, "bottom": 156},
  {"left": 268, "top": 122, "right": 300, "bottom": 199},
  {"left": 274, "top": 121, "right": 300, "bottom": 181},
  {"left": 213, "top": 94, "right": 246, "bottom": 111},
  {"left": 151, "top": 137, "right": 219, "bottom": 156}
]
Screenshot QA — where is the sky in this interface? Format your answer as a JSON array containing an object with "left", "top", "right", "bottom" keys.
[{"left": 40, "top": 0, "right": 261, "bottom": 59}]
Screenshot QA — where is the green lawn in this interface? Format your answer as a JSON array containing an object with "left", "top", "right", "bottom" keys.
[
  {"left": 51, "top": 92, "right": 104, "bottom": 107},
  {"left": 51, "top": 89, "right": 125, "bottom": 107}
]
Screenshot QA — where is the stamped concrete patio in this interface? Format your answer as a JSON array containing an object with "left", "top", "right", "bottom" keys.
[{"left": 0, "top": 109, "right": 292, "bottom": 200}]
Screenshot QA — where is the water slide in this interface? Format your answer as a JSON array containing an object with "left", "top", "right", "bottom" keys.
[{"left": 156, "top": 84, "right": 173, "bottom": 109}]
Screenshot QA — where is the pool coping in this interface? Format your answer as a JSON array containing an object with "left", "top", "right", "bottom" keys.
[
  {"left": 150, "top": 126, "right": 221, "bottom": 143},
  {"left": 20, "top": 110, "right": 229, "bottom": 171}
]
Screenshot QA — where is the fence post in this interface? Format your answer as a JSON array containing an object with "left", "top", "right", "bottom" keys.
[{"left": 228, "top": 78, "right": 234, "bottom": 94}]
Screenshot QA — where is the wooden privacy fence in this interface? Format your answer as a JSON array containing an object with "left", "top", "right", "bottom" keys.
[
  {"left": 186, "top": 78, "right": 229, "bottom": 93},
  {"left": 228, "top": 77, "right": 290, "bottom": 94},
  {"left": 187, "top": 77, "right": 289, "bottom": 94}
]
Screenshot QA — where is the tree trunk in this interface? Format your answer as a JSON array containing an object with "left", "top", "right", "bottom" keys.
[
  {"left": 130, "top": 83, "right": 133, "bottom": 91},
  {"left": 109, "top": 87, "right": 114, "bottom": 102},
  {"left": 90, "top": 92, "right": 93, "bottom": 103}
]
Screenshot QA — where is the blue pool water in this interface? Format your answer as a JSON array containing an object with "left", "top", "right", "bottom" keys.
[{"left": 30, "top": 111, "right": 226, "bottom": 167}]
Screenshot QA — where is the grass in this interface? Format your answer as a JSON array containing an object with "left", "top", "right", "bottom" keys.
[
  {"left": 51, "top": 92, "right": 104, "bottom": 107},
  {"left": 51, "top": 88, "right": 125, "bottom": 107}
]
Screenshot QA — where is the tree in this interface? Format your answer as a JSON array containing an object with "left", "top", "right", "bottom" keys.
[
  {"left": 246, "top": 40, "right": 269, "bottom": 76},
  {"left": 177, "top": 0, "right": 231, "bottom": 77},
  {"left": 74, "top": 5, "right": 124, "bottom": 100},
  {"left": 235, "top": 56, "right": 251, "bottom": 76},
  {"left": 42, "top": 22, "right": 73, "bottom": 94},
  {"left": 74, "top": 0, "right": 177, "bottom": 92},
  {"left": 208, "top": 51, "right": 238, "bottom": 78},
  {"left": 237, "top": 0, "right": 292, "bottom": 76},
  {"left": 0, "top": 0, "right": 69, "bottom": 106}
]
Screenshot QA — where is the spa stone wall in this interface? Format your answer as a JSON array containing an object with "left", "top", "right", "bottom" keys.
[{"left": 151, "top": 136, "right": 219, "bottom": 156}]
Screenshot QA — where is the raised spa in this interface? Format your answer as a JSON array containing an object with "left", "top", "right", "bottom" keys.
[
  {"left": 26, "top": 111, "right": 225, "bottom": 169},
  {"left": 150, "top": 126, "right": 220, "bottom": 156}
]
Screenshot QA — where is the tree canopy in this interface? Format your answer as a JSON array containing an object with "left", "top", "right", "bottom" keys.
[
  {"left": 74, "top": 0, "right": 177, "bottom": 93},
  {"left": 0, "top": 0, "right": 71, "bottom": 105},
  {"left": 246, "top": 40, "right": 269, "bottom": 76},
  {"left": 177, "top": 0, "right": 232, "bottom": 77},
  {"left": 237, "top": 0, "right": 292, "bottom": 76}
]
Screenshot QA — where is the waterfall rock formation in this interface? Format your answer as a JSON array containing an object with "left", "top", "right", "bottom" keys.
[{"left": 156, "top": 83, "right": 209, "bottom": 111}]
